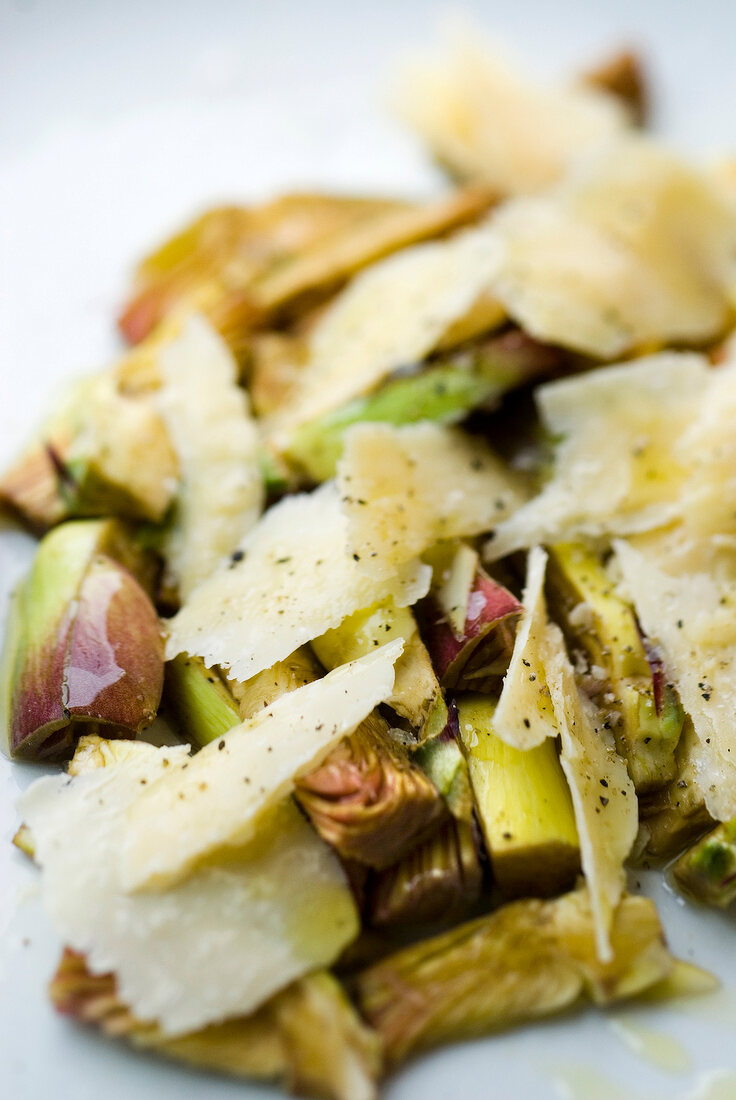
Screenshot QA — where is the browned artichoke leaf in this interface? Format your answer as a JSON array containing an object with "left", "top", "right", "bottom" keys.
[
  {"left": 369, "top": 819, "right": 482, "bottom": 927},
  {"left": 295, "top": 711, "right": 447, "bottom": 869},
  {"left": 118, "top": 194, "right": 408, "bottom": 345},
  {"left": 119, "top": 188, "right": 497, "bottom": 359},
  {"left": 49, "top": 949, "right": 381, "bottom": 1098},
  {"left": 354, "top": 887, "right": 676, "bottom": 1066},
  {"left": 580, "top": 49, "right": 647, "bottom": 125},
  {"left": 229, "top": 645, "right": 323, "bottom": 720},
  {"left": 248, "top": 186, "right": 497, "bottom": 325}
]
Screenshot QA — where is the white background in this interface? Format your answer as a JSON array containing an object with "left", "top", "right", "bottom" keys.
[{"left": 2, "top": 2, "right": 736, "bottom": 1097}]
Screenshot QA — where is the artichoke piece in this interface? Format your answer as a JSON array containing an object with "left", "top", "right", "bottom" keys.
[
  {"left": 118, "top": 194, "right": 407, "bottom": 346},
  {"left": 580, "top": 49, "right": 647, "bottom": 125},
  {"left": 312, "top": 600, "right": 442, "bottom": 736},
  {"left": 12, "top": 823, "right": 35, "bottom": 859},
  {"left": 672, "top": 818, "right": 736, "bottom": 908},
  {"left": 275, "top": 970, "right": 383, "bottom": 1100},
  {"left": 637, "top": 718, "right": 713, "bottom": 861},
  {"left": 1, "top": 520, "right": 163, "bottom": 761},
  {"left": 284, "top": 329, "right": 561, "bottom": 482},
  {"left": 248, "top": 187, "right": 497, "bottom": 327},
  {"left": 119, "top": 188, "right": 495, "bottom": 353},
  {"left": 355, "top": 888, "right": 676, "bottom": 1066},
  {"left": 457, "top": 694, "right": 580, "bottom": 897},
  {"left": 420, "top": 567, "right": 521, "bottom": 693},
  {"left": 165, "top": 654, "right": 241, "bottom": 747},
  {"left": 50, "top": 949, "right": 382, "bottom": 1100},
  {"left": 546, "top": 542, "right": 685, "bottom": 793},
  {"left": 0, "top": 372, "right": 178, "bottom": 532},
  {"left": 229, "top": 645, "right": 323, "bottom": 720},
  {"left": 369, "top": 819, "right": 482, "bottom": 927},
  {"left": 414, "top": 700, "right": 474, "bottom": 822},
  {"left": 295, "top": 712, "right": 447, "bottom": 869},
  {"left": 229, "top": 642, "right": 446, "bottom": 868},
  {"left": 637, "top": 959, "right": 718, "bottom": 1002}
]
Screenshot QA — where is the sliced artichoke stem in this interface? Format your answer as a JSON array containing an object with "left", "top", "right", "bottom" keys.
[
  {"left": 283, "top": 329, "right": 562, "bottom": 483},
  {"left": 672, "top": 818, "right": 736, "bottom": 909},
  {"left": 354, "top": 888, "right": 677, "bottom": 1067},
  {"left": 165, "top": 654, "right": 241, "bottom": 747},
  {"left": 456, "top": 694, "right": 580, "bottom": 897},
  {"left": 2, "top": 519, "right": 164, "bottom": 761},
  {"left": 313, "top": 600, "right": 443, "bottom": 738},
  {"left": 369, "top": 818, "right": 483, "bottom": 927},
  {"left": 546, "top": 542, "right": 685, "bottom": 793},
  {"left": 49, "top": 949, "right": 382, "bottom": 1100}
]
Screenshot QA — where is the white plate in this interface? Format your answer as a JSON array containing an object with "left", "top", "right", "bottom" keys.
[{"left": 2, "top": 3, "right": 736, "bottom": 1098}]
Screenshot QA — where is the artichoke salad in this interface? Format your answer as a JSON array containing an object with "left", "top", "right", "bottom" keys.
[{"left": 3, "top": 27, "right": 736, "bottom": 1100}]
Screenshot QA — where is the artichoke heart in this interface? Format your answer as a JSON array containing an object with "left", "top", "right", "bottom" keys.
[{"left": 355, "top": 888, "right": 676, "bottom": 1066}]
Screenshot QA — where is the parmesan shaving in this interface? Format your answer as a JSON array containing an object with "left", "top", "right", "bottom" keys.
[
  {"left": 338, "top": 422, "right": 523, "bottom": 578},
  {"left": 546, "top": 629, "right": 637, "bottom": 962},
  {"left": 488, "top": 136, "right": 736, "bottom": 358},
  {"left": 19, "top": 744, "right": 358, "bottom": 1035},
  {"left": 615, "top": 540, "right": 736, "bottom": 821},
  {"left": 486, "top": 353, "right": 708, "bottom": 560},
  {"left": 123, "top": 641, "right": 404, "bottom": 891},
  {"left": 394, "top": 28, "right": 628, "bottom": 194},
  {"left": 156, "top": 315, "right": 264, "bottom": 599},
  {"left": 165, "top": 482, "right": 430, "bottom": 682},
  {"left": 493, "top": 547, "right": 557, "bottom": 750},
  {"left": 269, "top": 222, "right": 504, "bottom": 435}
]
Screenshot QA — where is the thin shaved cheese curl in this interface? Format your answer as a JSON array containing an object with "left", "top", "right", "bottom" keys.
[
  {"left": 124, "top": 641, "right": 404, "bottom": 892},
  {"left": 156, "top": 315, "right": 264, "bottom": 599},
  {"left": 488, "top": 136, "right": 736, "bottom": 358},
  {"left": 486, "top": 353, "right": 708, "bottom": 561},
  {"left": 546, "top": 630, "right": 637, "bottom": 962},
  {"left": 674, "top": 351, "right": 736, "bottom": 549},
  {"left": 394, "top": 28, "right": 627, "bottom": 194},
  {"left": 269, "top": 222, "right": 504, "bottom": 435},
  {"left": 338, "top": 422, "right": 523, "bottom": 578},
  {"left": 19, "top": 745, "right": 358, "bottom": 1035},
  {"left": 493, "top": 547, "right": 557, "bottom": 749},
  {"left": 615, "top": 541, "right": 736, "bottom": 821},
  {"left": 165, "top": 482, "right": 430, "bottom": 682}
]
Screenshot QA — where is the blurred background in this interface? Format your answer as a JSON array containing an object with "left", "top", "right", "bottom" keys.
[{"left": 2, "top": 0, "right": 734, "bottom": 457}]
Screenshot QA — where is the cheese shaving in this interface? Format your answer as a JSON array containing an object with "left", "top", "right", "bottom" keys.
[
  {"left": 488, "top": 136, "right": 736, "bottom": 358},
  {"left": 394, "top": 27, "right": 628, "bottom": 194},
  {"left": 546, "top": 629, "right": 637, "bottom": 962},
  {"left": 493, "top": 547, "right": 557, "bottom": 749},
  {"left": 19, "top": 744, "right": 358, "bottom": 1035},
  {"left": 156, "top": 315, "right": 264, "bottom": 599},
  {"left": 338, "top": 422, "right": 523, "bottom": 578},
  {"left": 615, "top": 540, "right": 736, "bottom": 821},
  {"left": 123, "top": 641, "right": 404, "bottom": 891},
  {"left": 165, "top": 482, "right": 430, "bottom": 681},
  {"left": 269, "top": 222, "right": 504, "bottom": 435},
  {"left": 486, "top": 352, "right": 708, "bottom": 560}
]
